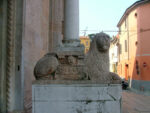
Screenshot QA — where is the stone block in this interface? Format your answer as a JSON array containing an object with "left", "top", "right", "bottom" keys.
[{"left": 32, "top": 81, "right": 122, "bottom": 113}]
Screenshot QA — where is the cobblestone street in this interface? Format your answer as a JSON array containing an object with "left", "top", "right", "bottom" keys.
[{"left": 122, "top": 90, "right": 150, "bottom": 113}]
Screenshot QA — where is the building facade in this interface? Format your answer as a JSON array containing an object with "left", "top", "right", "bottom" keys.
[
  {"left": 0, "top": 0, "right": 65, "bottom": 113},
  {"left": 80, "top": 36, "right": 90, "bottom": 53},
  {"left": 117, "top": 0, "right": 150, "bottom": 91},
  {"left": 109, "top": 35, "right": 119, "bottom": 73}
]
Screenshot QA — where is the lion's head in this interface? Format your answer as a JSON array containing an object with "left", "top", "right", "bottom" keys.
[{"left": 95, "top": 32, "right": 110, "bottom": 52}]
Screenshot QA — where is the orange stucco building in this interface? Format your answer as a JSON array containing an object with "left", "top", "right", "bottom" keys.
[{"left": 117, "top": 0, "right": 150, "bottom": 91}]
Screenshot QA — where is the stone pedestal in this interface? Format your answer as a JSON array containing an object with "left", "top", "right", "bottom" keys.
[
  {"left": 55, "top": 46, "right": 85, "bottom": 80},
  {"left": 32, "top": 81, "right": 122, "bottom": 113}
]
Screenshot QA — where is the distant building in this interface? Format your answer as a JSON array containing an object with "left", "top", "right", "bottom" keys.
[
  {"left": 117, "top": 0, "right": 150, "bottom": 91},
  {"left": 109, "top": 35, "right": 119, "bottom": 73},
  {"left": 80, "top": 36, "right": 91, "bottom": 53}
]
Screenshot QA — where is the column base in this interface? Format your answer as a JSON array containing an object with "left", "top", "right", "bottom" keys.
[
  {"left": 55, "top": 44, "right": 85, "bottom": 80},
  {"left": 62, "top": 39, "right": 81, "bottom": 47}
]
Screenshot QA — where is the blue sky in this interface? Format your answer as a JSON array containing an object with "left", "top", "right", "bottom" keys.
[{"left": 79, "top": 0, "right": 138, "bottom": 36}]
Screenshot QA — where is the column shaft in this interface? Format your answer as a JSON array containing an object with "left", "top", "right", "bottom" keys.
[{"left": 64, "top": 0, "right": 79, "bottom": 41}]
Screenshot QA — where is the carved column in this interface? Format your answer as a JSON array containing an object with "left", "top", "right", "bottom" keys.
[
  {"left": 5, "top": 0, "right": 24, "bottom": 112},
  {"left": 6, "top": 0, "right": 16, "bottom": 111}
]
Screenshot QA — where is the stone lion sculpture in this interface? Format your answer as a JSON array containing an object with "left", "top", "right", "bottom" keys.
[
  {"left": 85, "top": 32, "right": 121, "bottom": 83},
  {"left": 34, "top": 53, "right": 59, "bottom": 80},
  {"left": 34, "top": 32, "right": 121, "bottom": 83}
]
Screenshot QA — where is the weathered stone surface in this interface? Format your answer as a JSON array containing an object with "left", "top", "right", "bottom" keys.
[
  {"left": 11, "top": 110, "right": 25, "bottom": 113},
  {"left": 49, "top": 0, "right": 64, "bottom": 52},
  {"left": 56, "top": 65, "right": 87, "bottom": 80},
  {"left": 34, "top": 33, "right": 121, "bottom": 83},
  {"left": 32, "top": 82, "right": 122, "bottom": 113},
  {"left": 34, "top": 47, "right": 87, "bottom": 80},
  {"left": 32, "top": 80, "right": 120, "bottom": 85},
  {"left": 34, "top": 53, "right": 59, "bottom": 80},
  {"left": 85, "top": 32, "right": 121, "bottom": 83},
  {"left": 55, "top": 46, "right": 87, "bottom": 80},
  {"left": 23, "top": 0, "right": 51, "bottom": 111},
  {"left": 56, "top": 45, "right": 84, "bottom": 56}
]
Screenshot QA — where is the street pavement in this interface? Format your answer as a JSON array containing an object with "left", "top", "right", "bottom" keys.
[{"left": 122, "top": 90, "right": 150, "bottom": 113}]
